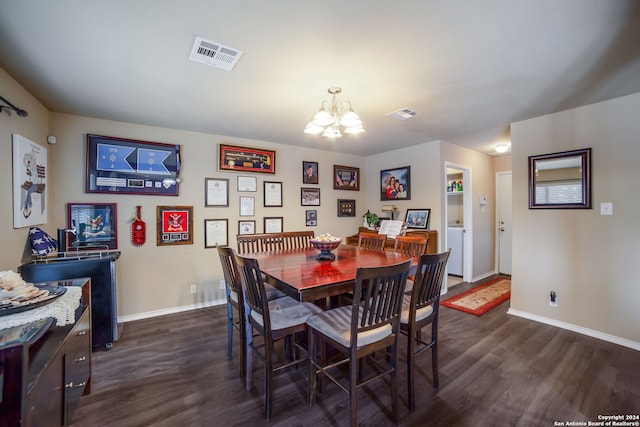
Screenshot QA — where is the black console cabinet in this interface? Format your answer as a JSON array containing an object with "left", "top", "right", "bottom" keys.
[{"left": 19, "top": 252, "right": 119, "bottom": 350}]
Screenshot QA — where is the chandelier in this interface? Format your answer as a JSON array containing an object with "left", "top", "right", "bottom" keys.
[{"left": 304, "top": 87, "right": 364, "bottom": 138}]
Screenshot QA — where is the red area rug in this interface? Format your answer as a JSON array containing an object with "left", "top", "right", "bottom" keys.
[{"left": 441, "top": 278, "right": 511, "bottom": 316}]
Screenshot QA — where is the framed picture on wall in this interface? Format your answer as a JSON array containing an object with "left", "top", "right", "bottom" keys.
[
  {"left": 264, "top": 216, "right": 283, "bottom": 233},
  {"left": 301, "top": 188, "right": 320, "bottom": 206},
  {"left": 204, "top": 219, "right": 228, "bottom": 248},
  {"left": 238, "top": 220, "right": 256, "bottom": 235},
  {"left": 380, "top": 166, "right": 411, "bottom": 200},
  {"left": 306, "top": 210, "right": 317, "bottom": 226},
  {"left": 404, "top": 208, "right": 430, "bottom": 229},
  {"left": 156, "top": 205, "right": 194, "bottom": 246},
  {"left": 303, "top": 161, "right": 319, "bottom": 184},
  {"left": 334, "top": 165, "right": 359, "bottom": 190}
]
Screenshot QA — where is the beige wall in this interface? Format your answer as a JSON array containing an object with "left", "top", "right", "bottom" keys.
[
  {"left": 48, "top": 113, "right": 365, "bottom": 318},
  {"left": 365, "top": 140, "right": 496, "bottom": 280},
  {"left": 0, "top": 67, "right": 51, "bottom": 271},
  {"left": 511, "top": 92, "right": 640, "bottom": 346}
]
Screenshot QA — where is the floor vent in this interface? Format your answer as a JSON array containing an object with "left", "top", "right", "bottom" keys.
[
  {"left": 385, "top": 108, "right": 421, "bottom": 120},
  {"left": 189, "top": 36, "right": 243, "bottom": 71}
]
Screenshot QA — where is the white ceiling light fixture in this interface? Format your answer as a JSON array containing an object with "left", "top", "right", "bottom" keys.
[
  {"left": 495, "top": 142, "right": 511, "bottom": 153},
  {"left": 304, "top": 87, "right": 364, "bottom": 139}
]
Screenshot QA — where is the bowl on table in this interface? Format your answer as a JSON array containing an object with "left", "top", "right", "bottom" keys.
[{"left": 310, "top": 236, "right": 341, "bottom": 261}]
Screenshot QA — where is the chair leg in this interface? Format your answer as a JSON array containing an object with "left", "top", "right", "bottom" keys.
[
  {"left": 226, "top": 303, "right": 233, "bottom": 360},
  {"left": 264, "top": 335, "right": 274, "bottom": 421},
  {"left": 239, "top": 314, "right": 246, "bottom": 380},
  {"left": 246, "top": 322, "right": 253, "bottom": 391},
  {"left": 407, "top": 327, "right": 417, "bottom": 412},
  {"left": 390, "top": 342, "right": 399, "bottom": 425},
  {"left": 349, "top": 353, "right": 358, "bottom": 427},
  {"left": 308, "top": 330, "right": 317, "bottom": 406},
  {"left": 432, "top": 323, "right": 439, "bottom": 389}
]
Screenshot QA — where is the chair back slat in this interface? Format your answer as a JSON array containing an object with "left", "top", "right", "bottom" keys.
[
  {"left": 352, "top": 260, "right": 411, "bottom": 338},
  {"left": 393, "top": 235, "right": 428, "bottom": 257},
  {"left": 358, "top": 232, "right": 387, "bottom": 252},
  {"left": 235, "top": 254, "right": 270, "bottom": 331},
  {"left": 412, "top": 250, "right": 451, "bottom": 311}
]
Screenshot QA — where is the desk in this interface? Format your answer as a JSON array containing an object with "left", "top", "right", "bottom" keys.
[{"left": 245, "top": 245, "right": 415, "bottom": 302}]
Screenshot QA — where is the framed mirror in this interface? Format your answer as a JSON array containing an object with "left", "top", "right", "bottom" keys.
[{"left": 528, "top": 148, "right": 591, "bottom": 209}]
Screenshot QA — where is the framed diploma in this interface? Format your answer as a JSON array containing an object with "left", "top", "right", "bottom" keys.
[
  {"left": 238, "top": 220, "right": 256, "bottom": 235},
  {"left": 263, "top": 181, "right": 283, "bottom": 207},
  {"left": 239, "top": 196, "right": 255, "bottom": 216},
  {"left": 204, "top": 219, "right": 228, "bottom": 248},
  {"left": 237, "top": 176, "right": 257, "bottom": 192},
  {"left": 264, "top": 216, "right": 283, "bottom": 233},
  {"left": 205, "top": 178, "right": 229, "bottom": 207}
]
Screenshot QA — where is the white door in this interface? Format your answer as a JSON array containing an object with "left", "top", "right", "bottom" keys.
[{"left": 497, "top": 172, "right": 512, "bottom": 275}]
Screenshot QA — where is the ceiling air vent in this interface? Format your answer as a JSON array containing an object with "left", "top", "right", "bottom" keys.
[
  {"left": 385, "top": 108, "right": 421, "bottom": 121},
  {"left": 189, "top": 36, "right": 243, "bottom": 71}
]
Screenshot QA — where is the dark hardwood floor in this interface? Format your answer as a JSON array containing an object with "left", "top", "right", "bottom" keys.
[{"left": 70, "top": 277, "right": 640, "bottom": 426}]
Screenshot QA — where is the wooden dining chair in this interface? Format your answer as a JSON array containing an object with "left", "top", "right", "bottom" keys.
[
  {"left": 399, "top": 250, "right": 450, "bottom": 412},
  {"left": 307, "top": 259, "right": 412, "bottom": 427},
  {"left": 217, "top": 246, "right": 287, "bottom": 384},
  {"left": 234, "top": 253, "right": 323, "bottom": 421},
  {"left": 217, "top": 246, "right": 248, "bottom": 381},
  {"left": 357, "top": 232, "right": 387, "bottom": 251},
  {"left": 393, "top": 234, "right": 428, "bottom": 257}
]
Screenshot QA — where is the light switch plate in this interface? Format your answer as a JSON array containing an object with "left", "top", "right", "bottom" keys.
[{"left": 600, "top": 202, "right": 613, "bottom": 215}]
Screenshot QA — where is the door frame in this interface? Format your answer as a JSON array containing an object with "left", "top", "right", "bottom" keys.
[{"left": 443, "top": 161, "right": 473, "bottom": 289}]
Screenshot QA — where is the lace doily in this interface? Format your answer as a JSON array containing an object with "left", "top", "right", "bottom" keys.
[{"left": 0, "top": 286, "right": 83, "bottom": 329}]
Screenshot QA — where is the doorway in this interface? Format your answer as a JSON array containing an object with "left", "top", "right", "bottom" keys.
[
  {"left": 444, "top": 162, "right": 473, "bottom": 292},
  {"left": 496, "top": 171, "right": 512, "bottom": 275}
]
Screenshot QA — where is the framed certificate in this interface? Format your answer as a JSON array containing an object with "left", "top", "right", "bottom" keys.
[
  {"left": 238, "top": 220, "right": 256, "bottom": 235},
  {"left": 239, "top": 196, "right": 255, "bottom": 217},
  {"left": 205, "top": 178, "right": 229, "bottom": 207},
  {"left": 264, "top": 216, "right": 283, "bottom": 233},
  {"left": 264, "top": 181, "right": 283, "bottom": 207},
  {"left": 204, "top": 219, "right": 228, "bottom": 248},
  {"left": 237, "top": 176, "right": 257, "bottom": 192}
]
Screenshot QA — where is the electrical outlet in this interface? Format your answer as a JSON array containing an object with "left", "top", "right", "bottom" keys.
[
  {"left": 190, "top": 284, "right": 197, "bottom": 294},
  {"left": 220, "top": 280, "right": 226, "bottom": 290},
  {"left": 549, "top": 291, "right": 557, "bottom": 307}
]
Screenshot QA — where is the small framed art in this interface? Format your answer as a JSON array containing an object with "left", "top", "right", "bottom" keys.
[
  {"left": 301, "top": 187, "right": 320, "bottom": 206},
  {"left": 156, "top": 206, "right": 194, "bottom": 246},
  {"left": 67, "top": 202, "right": 118, "bottom": 250},
  {"left": 205, "top": 178, "right": 229, "bottom": 207},
  {"left": 238, "top": 220, "right": 256, "bottom": 235},
  {"left": 306, "top": 210, "right": 317, "bottom": 226},
  {"left": 334, "top": 165, "right": 360, "bottom": 190},
  {"left": 404, "top": 208, "right": 431, "bottom": 229},
  {"left": 204, "top": 219, "right": 228, "bottom": 248},
  {"left": 264, "top": 216, "right": 283, "bottom": 233},
  {"left": 337, "top": 199, "right": 356, "bottom": 217},
  {"left": 303, "top": 161, "right": 319, "bottom": 184}
]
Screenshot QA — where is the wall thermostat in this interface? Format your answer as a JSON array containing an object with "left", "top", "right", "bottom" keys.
[
  {"left": 479, "top": 195, "right": 488, "bottom": 205},
  {"left": 47, "top": 135, "right": 57, "bottom": 144}
]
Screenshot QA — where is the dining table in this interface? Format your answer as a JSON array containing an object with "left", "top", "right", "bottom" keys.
[{"left": 244, "top": 244, "right": 417, "bottom": 302}]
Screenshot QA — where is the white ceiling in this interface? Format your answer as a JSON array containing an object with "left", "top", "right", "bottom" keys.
[{"left": 1, "top": 1, "right": 639, "bottom": 156}]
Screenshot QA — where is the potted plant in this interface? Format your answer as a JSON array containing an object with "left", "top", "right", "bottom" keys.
[{"left": 362, "top": 210, "right": 379, "bottom": 229}]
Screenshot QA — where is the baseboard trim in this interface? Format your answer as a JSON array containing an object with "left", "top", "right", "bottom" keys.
[
  {"left": 507, "top": 308, "right": 640, "bottom": 351},
  {"left": 118, "top": 299, "right": 226, "bottom": 323},
  {"left": 471, "top": 270, "right": 496, "bottom": 283}
]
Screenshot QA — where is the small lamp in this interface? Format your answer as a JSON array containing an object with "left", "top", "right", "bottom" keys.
[{"left": 381, "top": 204, "right": 397, "bottom": 220}]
